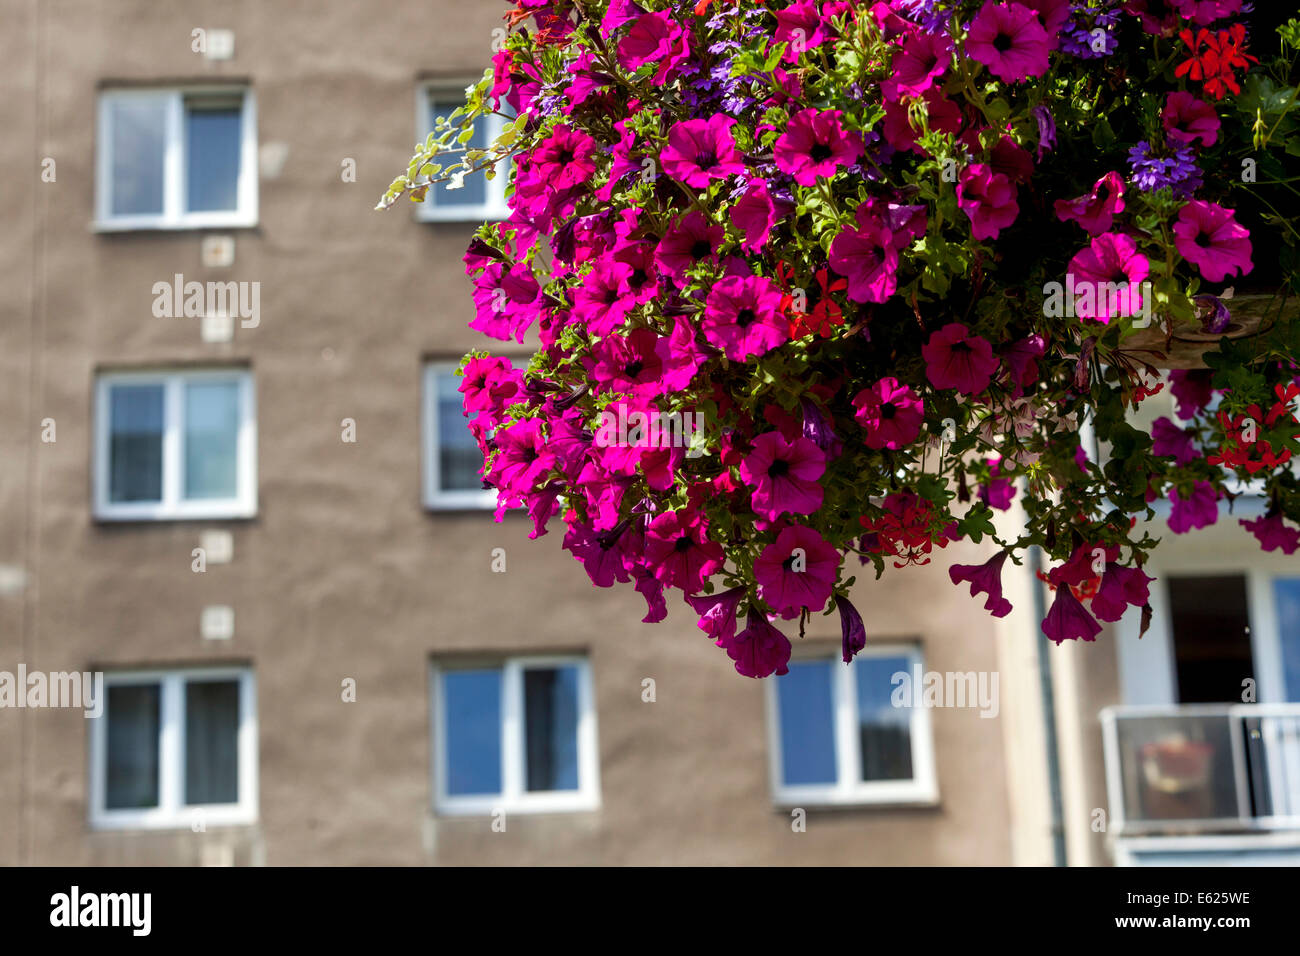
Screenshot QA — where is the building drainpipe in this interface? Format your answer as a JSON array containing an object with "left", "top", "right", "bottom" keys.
[{"left": 1030, "top": 546, "right": 1068, "bottom": 867}]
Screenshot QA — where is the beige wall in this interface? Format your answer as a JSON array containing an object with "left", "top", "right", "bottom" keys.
[{"left": 0, "top": 0, "right": 1026, "bottom": 865}]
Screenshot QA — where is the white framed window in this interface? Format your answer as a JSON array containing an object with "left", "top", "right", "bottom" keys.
[
  {"left": 89, "top": 667, "right": 257, "bottom": 830},
  {"left": 431, "top": 655, "right": 600, "bottom": 815},
  {"left": 94, "top": 368, "right": 257, "bottom": 521},
  {"left": 766, "top": 644, "right": 938, "bottom": 807},
  {"left": 423, "top": 363, "right": 495, "bottom": 510},
  {"left": 96, "top": 87, "right": 258, "bottom": 230},
  {"left": 415, "top": 84, "right": 510, "bottom": 222}
]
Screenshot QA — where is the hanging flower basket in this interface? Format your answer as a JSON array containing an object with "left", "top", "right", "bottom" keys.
[{"left": 380, "top": 1, "right": 1300, "bottom": 677}]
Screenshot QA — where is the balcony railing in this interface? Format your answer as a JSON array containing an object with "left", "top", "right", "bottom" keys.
[{"left": 1101, "top": 704, "right": 1300, "bottom": 835}]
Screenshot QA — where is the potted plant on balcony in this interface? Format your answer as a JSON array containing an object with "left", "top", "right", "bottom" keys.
[{"left": 380, "top": 1, "right": 1300, "bottom": 676}]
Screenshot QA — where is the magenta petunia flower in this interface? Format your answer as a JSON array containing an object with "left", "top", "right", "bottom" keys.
[
  {"left": 773, "top": 0, "right": 831, "bottom": 64},
  {"left": 684, "top": 586, "right": 748, "bottom": 646},
  {"left": 949, "top": 550, "right": 1013, "bottom": 618},
  {"left": 529, "top": 124, "right": 600, "bottom": 192},
  {"left": 739, "top": 431, "right": 826, "bottom": 521},
  {"left": 660, "top": 315, "right": 711, "bottom": 392},
  {"left": 701, "top": 275, "right": 787, "bottom": 362},
  {"left": 589, "top": 327, "right": 665, "bottom": 396},
  {"left": 491, "top": 419, "right": 557, "bottom": 498},
  {"left": 835, "top": 594, "right": 867, "bottom": 663},
  {"left": 721, "top": 609, "right": 791, "bottom": 678},
  {"left": 655, "top": 211, "right": 724, "bottom": 283},
  {"left": 1042, "top": 584, "right": 1101, "bottom": 644},
  {"left": 732, "top": 179, "right": 779, "bottom": 253},
  {"left": 829, "top": 223, "right": 900, "bottom": 303},
  {"left": 1173, "top": 200, "right": 1253, "bottom": 283},
  {"left": 922, "top": 323, "right": 999, "bottom": 395},
  {"left": 1240, "top": 514, "right": 1300, "bottom": 555},
  {"left": 1169, "top": 369, "right": 1215, "bottom": 419},
  {"left": 644, "top": 509, "right": 725, "bottom": 592},
  {"left": 966, "top": 1, "right": 1052, "bottom": 83},
  {"left": 1168, "top": 480, "right": 1219, "bottom": 534},
  {"left": 562, "top": 517, "right": 633, "bottom": 588},
  {"left": 1068, "top": 233, "right": 1150, "bottom": 323},
  {"left": 978, "top": 458, "right": 1017, "bottom": 511},
  {"left": 1019, "top": 0, "right": 1071, "bottom": 42},
  {"left": 459, "top": 355, "right": 520, "bottom": 418},
  {"left": 660, "top": 116, "right": 746, "bottom": 189},
  {"left": 471, "top": 262, "right": 541, "bottom": 343},
  {"left": 617, "top": 12, "right": 690, "bottom": 84},
  {"left": 753, "top": 525, "right": 841, "bottom": 614},
  {"left": 884, "top": 30, "right": 953, "bottom": 99},
  {"left": 882, "top": 87, "right": 965, "bottom": 153},
  {"left": 1054, "top": 172, "right": 1126, "bottom": 236},
  {"left": 775, "top": 108, "right": 859, "bottom": 186},
  {"left": 571, "top": 258, "right": 637, "bottom": 337},
  {"left": 1091, "top": 563, "right": 1155, "bottom": 623},
  {"left": 957, "top": 163, "right": 1020, "bottom": 240},
  {"left": 852, "top": 377, "right": 924, "bottom": 450},
  {"left": 1152, "top": 417, "right": 1199, "bottom": 465},
  {"left": 1163, "top": 91, "right": 1220, "bottom": 147}
]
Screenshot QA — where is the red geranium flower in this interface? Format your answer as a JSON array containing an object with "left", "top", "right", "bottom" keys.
[{"left": 1175, "top": 25, "right": 1257, "bottom": 101}]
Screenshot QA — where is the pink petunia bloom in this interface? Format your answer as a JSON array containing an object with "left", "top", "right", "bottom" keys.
[
  {"left": 571, "top": 258, "right": 637, "bottom": 336},
  {"left": 721, "top": 609, "right": 792, "bottom": 678},
  {"left": 655, "top": 211, "right": 724, "bottom": 283},
  {"left": 774, "top": 0, "right": 833, "bottom": 64},
  {"left": 1168, "top": 480, "right": 1219, "bottom": 534},
  {"left": 1019, "top": 0, "right": 1070, "bottom": 44},
  {"left": 883, "top": 30, "right": 953, "bottom": 99},
  {"left": 660, "top": 116, "right": 746, "bottom": 189},
  {"left": 922, "top": 323, "right": 1000, "bottom": 395},
  {"left": 1054, "top": 172, "right": 1126, "bottom": 236},
  {"left": 660, "top": 315, "right": 711, "bottom": 392},
  {"left": 1152, "top": 417, "right": 1199, "bottom": 465},
  {"left": 1090, "top": 563, "right": 1155, "bottom": 623},
  {"left": 701, "top": 275, "right": 788, "bottom": 362},
  {"left": 684, "top": 586, "right": 748, "bottom": 645},
  {"left": 754, "top": 525, "right": 841, "bottom": 614},
  {"left": 459, "top": 355, "right": 520, "bottom": 419},
  {"left": 644, "top": 509, "right": 725, "bottom": 593},
  {"left": 958, "top": 163, "right": 1020, "bottom": 240},
  {"left": 529, "top": 124, "right": 600, "bottom": 192},
  {"left": 1169, "top": 369, "right": 1215, "bottom": 419},
  {"left": 589, "top": 328, "right": 665, "bottom": 396},
  {"left": 1042, "top": 584, "right": 1102, "bottom": 644},
  {"left": 490, "top": 419, "right": 557, "bottom": 498},
  {"left": 471, "top": 262, "right": 541, "bottom": 343},
  {"left": 966, "top": 2, "right": 1052, "bottom": 83},
  {"left": 732, "top": 179, "right": 779, "bottom": 253},
  {"left": 852, "top": 377, "right": 925, "bottom": 450},
  {"left": 562, "top": 517, "right": 633, "bottom": 588},
  {"left": 1067, "top": 233, "right": 1150, "bottom": 323},
  {"left": 1173, "top": 200, "right": 1253, "bottom": 283},
  {"left": 739, "top": 432, "right": 826, "bottom": 521},
  {"left": 978, "top": 458, "right": 1017, "bottom": 511},
  {"left": 949, "top": 550, "right": 1013, "bottom": 618},
  {"left": 617, "top": 12, "right": 690, "bottom": 84},
  {"left": 829, "top": 223, "right": 900, "bottom": 303},
  {"left": 1240, "top": 514, "right": 1300, "bottom": 555},
  {"left": 881, "top": 87, "right": 965, "bottom": 153},
  {"left": 1163, "top": 91, "right": 1220, "bottom": 147},
  {"left": 774, "top": 108, "right": 860, "bottom": 186}
]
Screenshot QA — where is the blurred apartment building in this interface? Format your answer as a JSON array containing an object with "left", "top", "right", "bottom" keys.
[{"left": 1, "top": 0, "right": 1297, "bottom": 866}]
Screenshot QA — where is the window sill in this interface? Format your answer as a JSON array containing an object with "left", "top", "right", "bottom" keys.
[
  {"left": 93, "top": 217, "right": 259, "bottom": 234},
  {"left": 434, "top": 795, "right": 601, "bottom": 818},
  {"left": 772, "top": 789, "right": 940, "bottom": 811}
]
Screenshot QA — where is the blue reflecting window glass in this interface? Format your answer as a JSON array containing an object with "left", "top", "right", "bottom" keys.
[
  {"left": 185, "top": 100, "right": 242, "bottom": 212},
  {"left": 523, "top": 666, "right": 581, "bottom": 792},
  {"left": 855, "top": 655, "right": 914, "bottom": 781},
  {"left": 437, "top": 374, "right": 484, "bottom": 492},
  {"left": 109, "top": 384, "right": 164, "bottom": 503},
  {"left": 443, "top": 669, "right": 502, "bottom": 796},
  {"left": 430, "top": 101, "right": 487, "bottom": 208},
  {"left": 1276, "top": 579, "right": 1300, "bottom": 702},
  {"left": 109, "top": 97, "right": 166, "bottom": 216},
  {"left": 777, "top": 660, "right": 838, "bottom": 786},
  {"left": 184, "top": 381, "right": 240, "bottom": 500}
]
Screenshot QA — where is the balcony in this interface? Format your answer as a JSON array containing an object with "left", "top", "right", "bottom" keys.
[{"left": 1101, "top": 705, "right": 1300, "bottom": 864}]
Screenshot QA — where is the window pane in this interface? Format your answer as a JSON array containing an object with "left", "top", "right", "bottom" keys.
[
  {"left": 856, "top": 656, "right": 914, "bottom": 781},
  {"left": 437, "top": 374, "right": 486, "bottom": 492},
  {"left": 108, "top": 384, "right": 164, "bottom": 503},
  {"left": 105, "top": 683, "right": 161, "bottom": 810},
  {"left": 777, "top": 660, "right": 838, "bottom": 786},
  {"left": 1169, "top": 575, "right": 1253, "bottom": 703},
  {"left": 185, "top": 99, "right": 242, "bottom": 212},
  {"left": 443, "top": 669, "right": 502, "bottom": 796},
  {"left": 185, "top": 680, "right": 240, "bottom": 805},
  {"left": 1277, "top": 579, "right": 1300, "bottom": 702},
  {"left": 430, "top": 100, "right": 487, "bottom": 208},
  {"left": 184, "top": 381, "right": 240, "bottom": 500},
  {"left": 523, "top": 666, "right": 581, "bottom": 792},
  {"left": 109, "top": 96, "right": 166, "bottom": 216}
]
